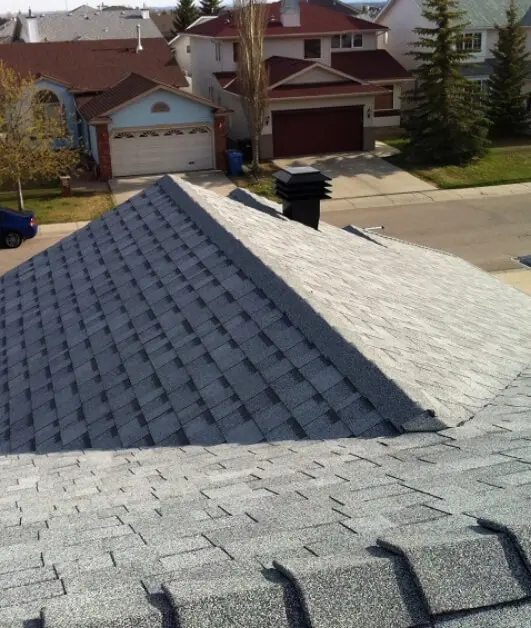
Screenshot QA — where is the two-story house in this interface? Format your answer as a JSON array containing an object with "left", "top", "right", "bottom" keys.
[
  {"left": 186, "top": 0, "right": 410, "bottom": 158},
  {"left": 377, "top": 0, "right": 531, "bottom": 102}
]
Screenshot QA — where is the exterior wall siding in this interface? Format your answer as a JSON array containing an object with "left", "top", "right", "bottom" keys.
[
  {"left": 377, "top": 0, "right": 426, "bottom": 70},
  {"left": 172, "top": 36, "right": 192, "bottom": 74},
  {"left": 110, "top": 89, "right": 213, "bottom": 129},
  {"left": 286, "top": 66, "right": 345, "bottom": 84}
]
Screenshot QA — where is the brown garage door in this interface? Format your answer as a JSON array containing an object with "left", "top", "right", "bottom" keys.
[{"left": 272, "top": 106, "right": 363, "bottom": 158}]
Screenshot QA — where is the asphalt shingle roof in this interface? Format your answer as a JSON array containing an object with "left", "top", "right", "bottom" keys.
[
  {"left": 0, "top": 176, "right": 531, "bottom": 627},
  {"left": 0, "top": 39, "right": 187, "bottom": 92},
  {"left": 186, "top": 1, "right": 385, "bottom": 38},
  {"left": 18, "top": 8, "right": 163, "bottom": 42}
]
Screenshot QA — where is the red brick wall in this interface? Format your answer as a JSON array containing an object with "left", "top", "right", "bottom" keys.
[
  {"left": 95, "top": 124, "right": 113, "bottom": 181},
  {"left": 214, "top": 114, "right": 228, "bottom": 172}
]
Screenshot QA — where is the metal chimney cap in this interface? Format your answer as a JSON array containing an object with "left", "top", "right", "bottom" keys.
[{"left": 273, "top": 166, "right": 331, "bottom": 186}]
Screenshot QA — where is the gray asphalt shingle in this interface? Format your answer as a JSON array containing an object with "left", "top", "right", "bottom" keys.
[{"left": 0, "top": 176, "right": 530, "bottom": 626}]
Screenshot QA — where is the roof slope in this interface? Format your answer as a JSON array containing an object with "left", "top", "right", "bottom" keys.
[
  {"left": 220, "top": 185, "right": 531, "bottom": 430},
  {"left": 0, "top": 39, "right": 186, "bottom": 91},
  {"left": 187, "top": 1, "right": 385, "bottom": 37},
  {"left": 0, "top": 179, "right": 393, "bottom": 456},
  {"left": 379, "top": 0, "right": 531, "bottom": 27},
  {"left": 18, "top": 8, "right": 163, "bottom": 42},
  {"left": 78, "top": 73, "right": 158, "bottom": 119},
  {"left": 331, "top": 49, "right": 411, "bottom": 81},
  {"left": 3, "top": 417, "right": 531, "bottom": 626},
  {"left": 151, "top": 11, "right": 174, "bottom": 40}
]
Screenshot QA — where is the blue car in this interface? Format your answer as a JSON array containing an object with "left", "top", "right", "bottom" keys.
[{"left": 0, "top": 206, "right": 38, "bottom": 249}]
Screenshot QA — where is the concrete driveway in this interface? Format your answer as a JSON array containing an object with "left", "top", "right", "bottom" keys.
[
  {"left": 110, "top": 170, "right": 235, "bottom": 205},
  {"left": 274, "top": 150, "right": 435, "bottom": 204}
]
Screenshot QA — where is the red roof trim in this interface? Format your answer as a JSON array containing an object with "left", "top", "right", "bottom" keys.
[{"left": 268, "top": 81, "right": 387, "bottom": 98}]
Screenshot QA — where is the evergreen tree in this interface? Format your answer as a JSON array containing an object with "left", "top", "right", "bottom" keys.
[
  {"left": 172, "top": 0, "right": 198, "bottom": 34},
  {"left": 200, "top": 0, "right": 222, "bottom": 16},
  {"left": 487, "top": 0, "right": 530, "bottom": 137},
  {"left": 404, "top": 0, "right": 489, "bottom": 165}
]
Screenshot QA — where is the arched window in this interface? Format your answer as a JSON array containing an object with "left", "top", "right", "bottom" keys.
[
  {"left": 33, "top": 89, "right": 64, "bottom": 126},
  {"left": 151, "top": 101, "right": 170, "bottom": 113}
]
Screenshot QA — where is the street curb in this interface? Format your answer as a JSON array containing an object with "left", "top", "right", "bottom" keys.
[{"left": 342, "top": 182, "right": 531, "bottom": 210}]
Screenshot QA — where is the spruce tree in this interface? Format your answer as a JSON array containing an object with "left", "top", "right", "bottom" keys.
[
  {"left": 200, "top": 0, "right": 222, "bottom": 16},
  {"left": 487, "top": 0, "right": 530, "bottom": 137},
  {"left": 172, "top": 0, "right": 198, "bottom": 34},
  {"left": 404, "top": 0, "right": 489, "bottom": 165}
]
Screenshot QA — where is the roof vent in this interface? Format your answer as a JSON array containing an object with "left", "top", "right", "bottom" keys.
[
  {"left": 136, "top": 23, "right": 143, "bottom": 53},
  {"left": 273, "top": 167, "right": 331, "bottom": 230}
]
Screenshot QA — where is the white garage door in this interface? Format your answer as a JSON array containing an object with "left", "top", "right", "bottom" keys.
[{"left": 110, "top": 126, "right": 214, "bottom": 177}]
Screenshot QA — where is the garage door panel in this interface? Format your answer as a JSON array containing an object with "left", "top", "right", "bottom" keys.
[
  {"left": 110, "top": 126, "right": 213, "bottom": 177},
  {"left": 272, "top": 106, "right": 363, "bottom": 158}
]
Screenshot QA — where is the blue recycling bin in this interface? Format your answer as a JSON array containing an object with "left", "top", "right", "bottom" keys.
[{"left": 227, "top": 150, "right": 244, "bottom": 176}]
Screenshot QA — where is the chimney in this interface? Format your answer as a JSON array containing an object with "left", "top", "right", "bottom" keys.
[
  {"left": 26, "top": 7, "right": 40, "bottom": 42},
  {"left": 280, "top": 0, "right": 300, "bottom": 28},
  {"left": 136, "top": 24, "right": 143, "bottom": 53},
  {"left": 273, "top": 167, "right": 331, "bottom": 230},
  {"left": 141, "top": 3, "right": 149, "bottom": 19}
]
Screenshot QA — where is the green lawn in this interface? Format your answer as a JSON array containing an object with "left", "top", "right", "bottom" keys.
[
  {"left": 386, "top": 142, "right": 531, "bottom": 189},
  {"left": 0, "top": 188, "right": 114, "bottom": 224},
  {"left": 230, "top": 162, "right": 278, "bottom": 200}
]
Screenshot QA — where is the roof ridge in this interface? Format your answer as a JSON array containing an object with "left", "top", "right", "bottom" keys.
[{"left": 160, "top": 176, "right": 441, "bottom": 431}]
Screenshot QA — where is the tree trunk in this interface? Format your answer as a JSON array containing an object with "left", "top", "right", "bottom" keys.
[
  {"left": 16, "top": 178, "right": 24, "bottom": 211},
  {"left": 251, "top": 133, "right": 260, "bottom": 176}
]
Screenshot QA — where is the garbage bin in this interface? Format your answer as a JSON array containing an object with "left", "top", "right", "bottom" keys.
[{"left": 227, "top": 150, "right": 244, "bottom": 176}]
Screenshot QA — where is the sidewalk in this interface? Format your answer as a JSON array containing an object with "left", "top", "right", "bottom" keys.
[
  {"left": 39, "top": 221, "right": 89, "bottom": 236},
  {"left": 322, "top": 181, "right": 531, "bottom": 212}
]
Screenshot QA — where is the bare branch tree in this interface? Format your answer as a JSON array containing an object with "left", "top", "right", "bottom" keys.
[
  {"left": 236, "top": 0, "right": 268, "bottom": 175},
  {"left": 0, "top": 62, "right": 78, "bottom": 210}
]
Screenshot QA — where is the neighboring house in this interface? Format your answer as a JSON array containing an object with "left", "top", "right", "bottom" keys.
[
  {"left": 306, "top": 0, "right": 360, "bottom": 15},
  {"left": 170, "top": 16, "right": 218, "bottom": 77},
  {"left": 0, "top": 18, "right": 16, "bottom": 43},
  {"left": 377, "top": 0, "right": 531, "bottom": 100},
  {"left": 1, "top": 174, "right": 531, "bottom": 625},
  {"left": 11, "top": 6, "right": 162, "bottom": 42},
  {"left": 0, "top": 39, "right": 229, "bottom": 179},
  {"left": 151, "top": 10, "right": 175, "bottom": 41},
  {"left": 186, "top": 0, "right": 410, "bottom": 158}
]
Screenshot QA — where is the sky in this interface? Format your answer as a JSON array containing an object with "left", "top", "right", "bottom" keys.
[{"left": 1, "top": 1, "right": 173, "bottom": 15}]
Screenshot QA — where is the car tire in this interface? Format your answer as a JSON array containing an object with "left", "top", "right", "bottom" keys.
[{"left": 3, "top": 232, "right": 22, "bottom": 249}]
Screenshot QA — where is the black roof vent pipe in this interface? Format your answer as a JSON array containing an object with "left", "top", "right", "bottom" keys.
[{"left": 273, "top": 166, "right": 331, "bottom": 230}]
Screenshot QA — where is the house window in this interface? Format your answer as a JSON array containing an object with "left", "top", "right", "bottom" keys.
[
  {"left": 374, "top": 85, "right": 394, "bottom": 110},
  {"left": 331, "top": 33, "right": 363, "bottom": 49},
  {"left": 304, "top": 38, "right": 321, "bottom": 59},
  {"left": 456, "top": 32, "right": 482, "bottom": 53},
  {"left": 208, "top": 85, "right": 215, "bottom": 101},
  {"left": 353, "top": 33, "right": 363, "bottom": 48},
  {"left": 33, "top": 89, "right": 64, "bottom": 126},
  {"left": 186, "top": 44, "right": 191, "bottom": 54},
  {"left": 151, "top": 101, "right": 170, "bottom": 113},
  {"left": 233, "top": 41, "right": 239, "bottom": 62},
  {"left": 215, "top": 41, "right": 222, "bottom": 62}
]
